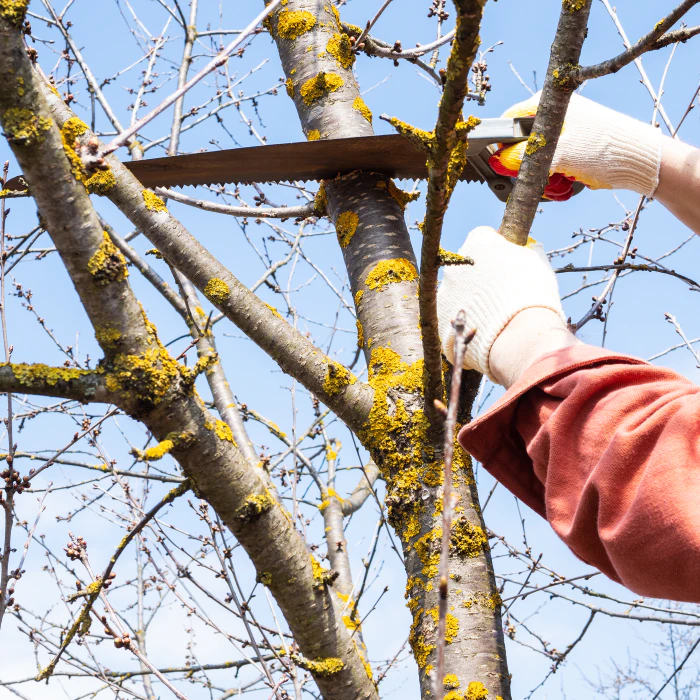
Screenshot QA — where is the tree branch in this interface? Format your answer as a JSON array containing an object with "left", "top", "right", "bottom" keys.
[
  {"left": 0, "top": 363, "right": 113, "bottom": 403},
  {"left": 0, "top": 16, "right": 382, "bottom": 695},
  {"left": 575, "top": 0, "right": 700, "bottom": 83},
  {"left": 158, "top": 187, "right": 317, "bottom": 219},
  {"left": 499, "top": 0, "right": 593, "bottom": 245},
  {"left": 41, "top": 86, "right": 374, "bottom": 434}
]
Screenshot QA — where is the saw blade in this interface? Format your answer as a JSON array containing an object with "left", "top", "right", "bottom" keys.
[{"left": 124, "top": 117, "right": 535, "bottom": 189}]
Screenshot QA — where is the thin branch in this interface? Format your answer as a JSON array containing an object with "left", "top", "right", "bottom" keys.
[
  {"left": 100, "top": 0, "right": 283, "bottom": 157},
  {"left": 36, "top": 479, "right": 191, "bottom": 680},
  {"left": 354, "top": 0, "right": 395, "bottom": 52},
  {"left": 575, "top": 0, "right": 700, "bottom": 83},
  {"left": 158, "top": 188, "right": 317, "bottom": 219},
  {"left": 555, "top": 262, "right": 700, "bottom": 291}
]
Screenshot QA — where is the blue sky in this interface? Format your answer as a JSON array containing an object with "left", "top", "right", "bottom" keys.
[{"left": 2, "top": 1, "right": 700, "bottom": 698}]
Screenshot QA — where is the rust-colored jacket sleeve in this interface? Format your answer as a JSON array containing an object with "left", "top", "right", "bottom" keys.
[{"left": 458, "top": 344, "right": 700, "bottom": 602}]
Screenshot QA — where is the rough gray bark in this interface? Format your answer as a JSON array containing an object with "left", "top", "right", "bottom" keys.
[
  {"left": 41, "top": 86, "right": 375, "bottom": 434},
  {"left": 0, "top": 11, "right": 379, "bottom": 698},
  {"left": 268, "top": 2, "right": 510, "bottom": 696}
]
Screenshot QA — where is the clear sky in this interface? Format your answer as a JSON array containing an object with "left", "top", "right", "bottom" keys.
[{"left": 2, "top": 1, "right": 700, "bottom": 698}]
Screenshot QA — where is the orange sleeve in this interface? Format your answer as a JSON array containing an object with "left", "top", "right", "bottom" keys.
[{"left": 458, "top": 345, "right": 700, "bottom": 602}]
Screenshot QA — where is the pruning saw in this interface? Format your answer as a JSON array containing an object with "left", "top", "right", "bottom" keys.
[{"left": 5, "top": 117, "right": 584, "bottom": 202}]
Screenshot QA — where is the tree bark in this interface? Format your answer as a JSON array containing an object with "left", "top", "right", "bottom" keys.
[
  {"left": 267, "top": 2, "right": 510, "bottom": 696},
  {"left": 0, "top": 11, "right": 379, "bottom": 698}
]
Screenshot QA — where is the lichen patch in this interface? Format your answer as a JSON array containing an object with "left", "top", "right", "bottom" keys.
[{"left": 300, "top": 72, "right": 344, "bottom": 105}]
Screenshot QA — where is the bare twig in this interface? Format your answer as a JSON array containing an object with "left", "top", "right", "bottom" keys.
[
  {"left": 575, "top": 0, "right": 700, "bottom": 83},
  {"left": 434, "top": 312, "right": 473, "bottom": 699},
  {"left": 100, "top": 0, "right": 283, "bottom": 157},
  {"left": 157, "top": 188, "right": 317, "bottom": 219}
]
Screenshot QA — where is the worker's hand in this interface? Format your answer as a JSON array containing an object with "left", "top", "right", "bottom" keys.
[
  {"left": 490, "top": 92, "right": 664, "bottom": 201},
  {"left": 437, "top": 226, "right": 570, "bottom": 382}
]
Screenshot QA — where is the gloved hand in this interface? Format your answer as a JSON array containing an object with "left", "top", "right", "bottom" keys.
[
  {"left": 490, "top": 92, "right": 664, "bottom": 201},
  {"left": 437, "top": 226, "right": 566, "bottom": 380}
]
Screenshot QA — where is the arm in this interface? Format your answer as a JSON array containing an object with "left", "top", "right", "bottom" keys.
[
  {"left": 439, "top": 227, "right": 700, "bottom": 602},
  {"left": 655, "top": 137, "right": 700, "bottom": 236},
  {"left": 459, "top": 343, "right": 700, "bottom": 603}
]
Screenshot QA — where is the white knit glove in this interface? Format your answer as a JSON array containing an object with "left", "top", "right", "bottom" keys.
[
  {"left": 437, "top": 226, "right": 566, "bottom": 380},
  {"left": 491, "top": 92, "right": 664, "bottom": 197}
]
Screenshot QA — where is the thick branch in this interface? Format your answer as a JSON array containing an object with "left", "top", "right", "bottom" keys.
[
  {"left": 499, "top": 0, "right": 593, "bottom": 245},
  {"left": 267, "top": 2, "right": 510, "bottom": 697},
  {"left": 575, "top": 0, "right": 700, "bottom": 82},
  {"left": 0, "top": 17, "right": 380, "bottom": 696},
  {"left": 0, "top": 363, "right": 113, "bottom": 403},
  {"left": 341, "top": 462, "right": 381, "bottom": 516},
  {"left": 41, "top": 88, "right": 374, "bottom": 434}
]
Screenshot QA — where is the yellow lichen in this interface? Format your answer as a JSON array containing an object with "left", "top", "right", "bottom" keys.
[
  {"left": 314, "top": 182, "right": 328, "bottom": 215},
  {"left": 256, "top": 571, "right": 273, "bottom": 586},
  {"left": 105, "top": 346, "right": 178, "bottom": 406},
  {"left": 142, "top": 190, "right": 167, "bottom": 213},
  {"left": 444, "top": 674, "right": 460, "bottom": 690},
  {"left": 311, "top": 557, "right": 337, "bottom": 589},
  {"left": 95, "top": 326, "right": 122, "bottom": 347},
  {"left": 329, "top": 3, "right": 342, "bottom": 28},
  {"left": 354, "top": 289, "right": 364, "bottom": 306},
  {"left": 213, "top": 419, "right": 236, "bottom": 444},
  {"left": 563, "top": 0, "right": 586, "bottom": 10},
  {"left": 342, "top": 614, "right": 361, "bottom": 631},
  {"left": 203, "top": 278, "right": 229, "bottom": 305},
  {"left": 86, "top": 168, "right": 116, "bottom": 195},
  {"left": 438, "top": 248, "right": 471, "bottom": 266},
  {"left": 307, "top": 129, "right": 321, "bottom": 141},
  {"left": 141, "top": 439, "right": 174, "bottom": 461},
  {"left": 87, "top": 232, "right": 128, "bottom": 285},
  {"left": 0, "top": 0, "right": 29, "bottom": 26},
  {"left": 285, "top": 78, "right": 294, "bottom": 98},
  {"left": 552, "top": 63, "right": 580, "bottom": 87},
  {"left": 356, "top": 319, "right": 364, "bottom": 348},
  {"left": 5, "top": 363, "right": 100, "bottom": 388},
  {"left": 358, "top": 346, "right": 428, "bottom": 538},
  {"left": 277, "top": 10, "right": 316, "bottom": 40},
  {"left": 265, "top": 303, "right": 283, "bottom": 319},
  {"left": 376, "top": 179, "right": 419, "bottom": 210},
  {"left": 451, "top": 516, "right": 487, "bottom": 558},
  {"left": 4, "top": 107, "right": 52, "bottom": 147},
  {"left": 352, "top": 95, "right": 372, "bottom": 123},
  {"left": 236, "top": 492, "right": 274, "bottom": 522},
  {"left": 414, "top": 528, "right": 441, "bottom": 578},
  {"left": 326, "top": 33, "right": 355, "bottom": 69},
  {"left": 296, "top": 656, "right": 344, "bottom": 677},
  {"left": 464, "top": 591, "right": 503, "bottom": 610},
  {"left": 300, "top": 72, "right": 344, "bottom": 105},
  {"left": 425, "top": 608, "right": 458, "bottom": 642},
  {"left": 335, "top": 210, "right": 358, "bottom": 247},
  {"left": 465, "top": 681, "right": 489, "bottom": 699},
  {"left": 365, "top": 258, "right": 418, "bottom": 291},
  {"left": 60, "top": 117, "right": 89, "bottom": 182},
  {"left": 101, "top": 306, "right": 182, "bottom": 408},
  {"left": 409, "top": 608, "right": 435, "bottom": 669},
  {"left": 323, "top": 360, "right": 357, "bottom": 396},
  {"left": 525, "top": 132, "right": 547, "bottom": 155}
]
